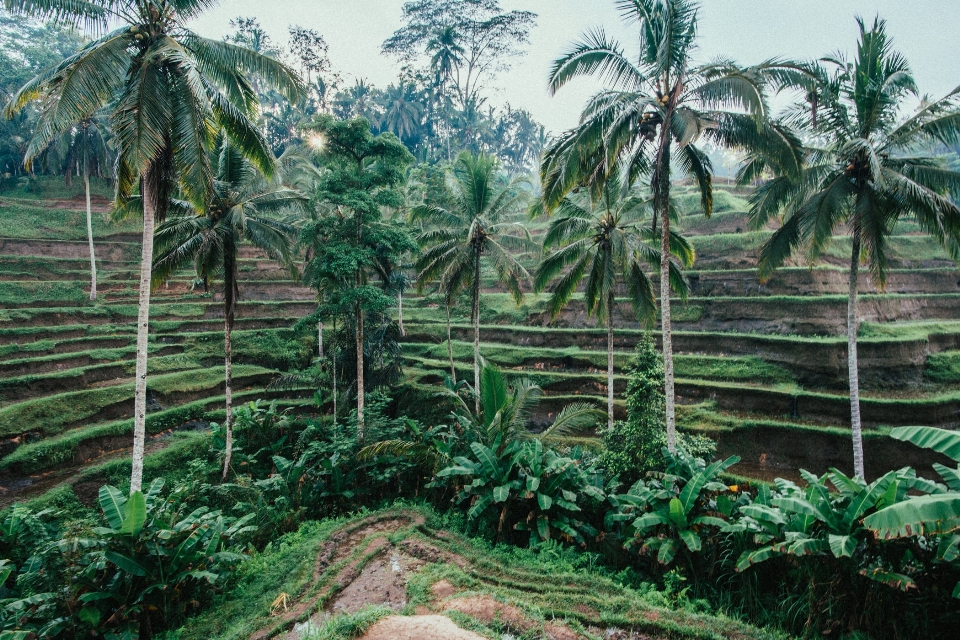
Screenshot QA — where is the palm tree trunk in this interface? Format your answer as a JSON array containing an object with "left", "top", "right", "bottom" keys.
[
  {"left": 473, "top": 251, "right": 481, "bottom": 415},
  {"left": 318, "top": 316, "right": 324, "bottom": 359},
  {"left": 130, "top": 180, "right": 155, "bottom": 494},
  {"left": 607, "top": 292, "right": 615, "bottom": 430},
  {"left": 654, "top": 116, "right": 676, "bottom": 452},
  {"left": 83, "top": 140, "right": 96, "bottom": 302},
  {"left": 848, "top": 237, "right": 865, "bottom": 478},
  {"left": 446, "top": 298, "right": 456, "bottom": 382},
  {"left": 332, "top": 315, "right": 337, "bottom": 425},
  {"left": 222, "top": 316, "right": 233, "bottom": 481},
  {"left": 398, "top": 291, "right": 405, "bottom": 336},
  {"left": 356, "top": 303, "right": 365, "bottom": 441}
]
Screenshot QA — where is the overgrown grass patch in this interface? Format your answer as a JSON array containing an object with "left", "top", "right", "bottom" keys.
[{"left": 0, "top": 365, "right": 274, "bottom": 438}]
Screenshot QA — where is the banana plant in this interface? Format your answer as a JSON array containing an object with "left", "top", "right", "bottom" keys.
[
  {"left": 864, "top": 426, "right": 960, "bottom": 597},
  {"left": 437, "top": 437, "right": 606, "bottom": 546},
  {"left": 609, "top": 448, "right": 742, "bottom": 566},
  {"left": 73, "top": 479, "right": 256, "bottom": 636},
  {"left": 730, "top": 465, "right": 938, "bottom": 591}
]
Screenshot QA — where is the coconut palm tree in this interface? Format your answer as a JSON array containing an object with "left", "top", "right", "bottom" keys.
[
  {"left": 748, "top": 18, "right": 960, "bottom": 478},
  {"left": 3, "top": 0, "right": 303, "bottom": 491},
  {"left": 379, "top": 81, "right": 423, "bottom": 144},
  {"left": 44, "top": 115, "right": 113, "bottom": 300},
  {"left": 414, "top": 152, "right": 534, "bottom": 414},
  {"left": 427, "top": 25, "right": 463, "bottom": 99},
  {"left": 541, "top": 0, "right": 801, "bottom": 450},
  {"left": 152, "top": 138, "right": 304, "bottom": 480},
  {"left": 534, "top": 178, "right": 694, "bottom": 428}
]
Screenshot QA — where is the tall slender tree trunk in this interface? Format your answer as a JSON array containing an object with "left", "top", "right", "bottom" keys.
[
  {"left": 318, "top": 318, "right": 324, "bottom": 358},
  {"left": 130, "top": 181, "right": 155, "bottom": 493},
  {"left": 356, "top": 304, "right": 365, "bottom": 440},
  {"left": 848, "top": 237, "right": 865, "bottom": 478},
  {"left": 654, "top": 110, "right": 676, "bottom": 452},
  {"left": 83, "top": 139, "right": 97, "bottom": 301},
  {"left": 446, "top": 298, "right": 455, "bottom": 382},
  {"left": 332, "top": 315, "right": 337, "bottom": 425},
  {"left": 222, "top": 316, "right": 233, "bottom": 481},
  {"left": 473, "top": 251, "right": 481, "bottom": 415},
  {"left": 398, "top": 291, "right": 405, "bottom": 336},
  {"left": 607, "top": 291, "right": 615, "bottom": 429}
]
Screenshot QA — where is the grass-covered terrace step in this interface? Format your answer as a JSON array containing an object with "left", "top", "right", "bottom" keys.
[
  {"left": 0, "top": 365, "right": 277, "bottom": 440},
  {"left": 403, "top": 320, "right": 960, "bottom": 389},
  {"left": 406, "top": 355, "right": 960, "bottom": 429},
  {"left": 0, "top": 389, "right": 313, "bottom": 477},
  {"left": 0, "top": 300, "right": 315, "bottom": 327}
]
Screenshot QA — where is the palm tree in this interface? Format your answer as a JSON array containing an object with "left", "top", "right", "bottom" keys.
[
  {"left": 3, "top": 0, "right": 303, "bottom": 492},
  {"left": 534, "top": 179, "right": 694, "bottom": 429},
  {"left": 748, "top": 18, "right": 960, "bottom": 478},
  {"left": 379, "top": 81, "right": 423, "bottom": 143},
  {"left": 152, "top": 139, "right": 304, "bottom": 480},
  {"left": 427, "top": 25, "right": 463, "bottom": 99},
  {"left": 541, "top": 0, "right": 800, "bottom": 450},
  {"left": 413, "top": 152, "right": 534, "bottom": 414},
  {"left": 45, "top": 115, "right": 113, "bottom": 301}
]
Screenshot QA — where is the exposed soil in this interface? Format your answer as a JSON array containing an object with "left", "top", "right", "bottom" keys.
[
  {"left": 329, "top": 550, "right": 424, "bottom": 614},
  {"left": 443, "top": 595, "right": 581, "bottom": 639},
  {"left": 358, "top": 615, "right": 486, "bottom": 640}
]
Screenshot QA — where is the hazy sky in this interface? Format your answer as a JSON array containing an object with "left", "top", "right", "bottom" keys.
[{"left": 189, "top": 0, "right": 960, "bottom": 134}]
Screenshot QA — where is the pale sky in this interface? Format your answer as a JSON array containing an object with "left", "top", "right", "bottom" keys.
[{"left": 189, "top": 0, "right": 960, "bottom": 135}]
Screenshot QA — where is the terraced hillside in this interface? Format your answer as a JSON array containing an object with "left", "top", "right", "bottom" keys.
[
  {"left": 399, "top": 185, "right": 960, "bottom": 481},
  {"left": 0, "top": 181, "right": 317, "bottom": 505},
  {"left": 3, "top": 181, "right": 959, "bottom": 496}
]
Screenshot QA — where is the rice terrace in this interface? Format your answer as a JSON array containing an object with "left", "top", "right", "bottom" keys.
[{"left": 0, "top": 0, "right": 958, "bottom": 638}]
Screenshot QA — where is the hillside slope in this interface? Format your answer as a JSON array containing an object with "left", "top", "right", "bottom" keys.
[{"left": 176, "top": 506, "right": 785, "bottom": 640}]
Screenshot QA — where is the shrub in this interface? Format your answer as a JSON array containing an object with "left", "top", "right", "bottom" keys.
[{"left": 597, "top": 336, "right": 714, "bottom": 486}]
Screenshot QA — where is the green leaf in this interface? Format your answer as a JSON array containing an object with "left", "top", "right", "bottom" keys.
[
  {"left": 78, "top": 607, "right": 101, "bottom": 626},
  {"left": 103, "top": 550, "right": 148, "bottom": 577},
  {"left": 98, "top": 485, "right": 126, "bottom": 531},
  {"left": 864, "top": 494, "right": 960, "bottom": 538},
  {"left": 493, "top": 485, "right": 511, "bottom": 503},
  {"left": 861, "top": 567, "right": 917, "bottom": 592},
  {"left": 891, "top": 426, "right": 960, "bottom": 462},
  {"left": 120, "top": 491, "right": 147, "bottom": 537},
  {"left": 828, "top": 534, "right": 857, "bottom": 558},
  {"left": 537, "top": 515, "right": 551, "bottom": 541},
  {"left": 679, "top": 528, "right": 702, "bottom": 552},
  {"left": 668, "top": 497, "right": 688, "bottom": 529},
  {"left": 657, "top": 538, "right": 677, "bottom": 565},
  {"left": 468, "top": 493, "right": 494, "bottom": 520},
  {"left": 526, "top": 475, "right": 540, "bottom": 492},
  {"left": 537, "top": 492, "right": 553, "bottom": 510}
]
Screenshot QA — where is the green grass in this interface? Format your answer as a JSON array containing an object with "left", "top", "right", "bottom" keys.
[
  {"left": 0, "top": 364, "right": 274, "bottom": 438},
  {"left": 175, "top": 505, "right": 785, "bottom": 640},
  {"left": 925, "top": 351, "right": 960, "bottom": 384},
  {"left": 0, "top": 200, "right": 141, "bottom": 240},
  {"left": 0, "top": 391, "right": 311, "bottom": 475},
  {"left": 404, "top": 340, "right": 794, "bottom": 384},
  {"left": 0, "top": 175, "right": 113, "bottom": 201}
]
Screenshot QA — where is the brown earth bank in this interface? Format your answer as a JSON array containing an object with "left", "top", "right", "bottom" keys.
[
  {"left": 0, "top": 345, "right": 180, "bottom": 379},
  {"left": 675, "top": 382, "right": 960, "bottom": 429},
  {"left": 0, "top": 237, "right": 140, "bottom": 261},
  {"left": 525, "top": 295, "right": 960, "bottom": 336},
  {"left": 686, "top": 267, "right": 960, "bottom": 297},
  {"left": 716, "top": 424, "right": 954, "bottom": 482}
]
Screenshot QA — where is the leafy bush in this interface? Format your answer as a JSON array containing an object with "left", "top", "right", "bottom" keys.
[
  {"left": 608, "top": 448, "right": 742, "bottom": 574},
  {"left": 438, "top": 438, "right": 606, "bottom": 546},
  {"left": 597, "top": 336, "right": 714, "bottom": 486}
]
